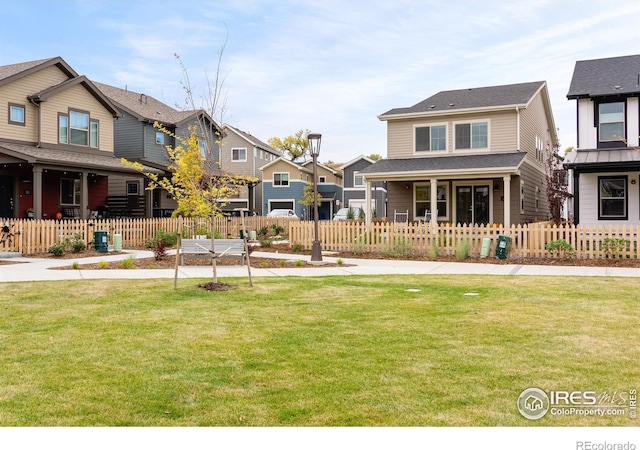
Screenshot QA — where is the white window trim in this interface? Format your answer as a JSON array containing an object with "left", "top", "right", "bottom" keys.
[
  {"left": 155, "top": 131, "right": 165, "bottom": 145},
  {"left": 414, "top": 182, "right": 449, "bottom": 221},
  {"left": 127, "top": 181, "right": 140, "bottom": 196},
  {"left": 232, "top": 147, "right": 247, "bottom": 162},
  {"left": 452, "top": 119, "right": 490, "bottom": 152},
  {"left": 354, "top": 174, "right": 365, "bottom": 188},
  {"left": 413, "top": 122, "right": 448, "bottom": 154},
  {"left": 273, "top": 172, "right": 290, "bottom": 187},
  {"left": 318, "top": 176, "right": 326, "bottom": 184},
  {"left": 8, "top": 103, "right": 25, "bottom": 125}
]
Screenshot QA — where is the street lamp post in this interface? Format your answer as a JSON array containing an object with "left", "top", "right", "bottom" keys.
[{"left": 307, "top": 133, "right": 323, "bottom": 262}]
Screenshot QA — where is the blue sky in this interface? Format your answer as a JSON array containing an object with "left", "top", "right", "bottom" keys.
[{"left": 2, "top": 0, "right": 640, "bottom": 163}]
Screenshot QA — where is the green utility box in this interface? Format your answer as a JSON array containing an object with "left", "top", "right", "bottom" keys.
[
  {"left": 495, "top": 234, "right": 511, "bottom": 260},
  {"left": 94, "top": 230, "right": 108, "bottom": 253}
]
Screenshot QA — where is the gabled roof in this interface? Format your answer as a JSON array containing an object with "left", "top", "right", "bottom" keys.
[
  {"left": 567, "top": 54, "right": 640, "bottom": 99},
  {"left": 258, "top": 156, "right": 313, "bottom": 174},
  {"left": 301, "top": 160, "right": 341, "bottom": 177},
  {"left": 28, "top": 75, "right": 121, "bottom": 118},
  {"left": 339, "top": 155, "right": 375, "bottom": 170},
  {"left": 223, "top": 124, "right": 281, "bottom": 156},
  {"left": 379, "top": 81, "right": 547, "bottom": 120},
  {"left": 358, "top": 152, "right": 526, "bottom": 179},
  {"left": 94, "top": 81, "right": 214, "bottom": 128},
  {"left": 0, "top": 57, "right": 120, "bottom": 118},
  {"left": 0, "top": 56, "right": 78, "bottom": 86}
]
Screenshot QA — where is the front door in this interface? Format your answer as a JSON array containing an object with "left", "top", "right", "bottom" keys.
[
  {"left": 0, "top": 175, "right": 14, "bottom": 218},
  {"left": 456, "top": 185, "right": 490, "bottom": 224}
]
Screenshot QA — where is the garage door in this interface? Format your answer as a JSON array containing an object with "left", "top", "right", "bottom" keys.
[{"left": 269, "top": 201, "right": 294, "bottom": 211}]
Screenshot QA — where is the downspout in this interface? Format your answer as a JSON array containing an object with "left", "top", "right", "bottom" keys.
[
  {"left": 28, "top": 98, "right": 42, "bottom": 147},
  {"left": 516, "top": 106, "right": 521, "bottom": 151}
]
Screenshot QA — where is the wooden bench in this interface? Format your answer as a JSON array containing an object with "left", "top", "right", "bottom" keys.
[{"left": 180, "top": 238, "right": 246, "bottom": 266}]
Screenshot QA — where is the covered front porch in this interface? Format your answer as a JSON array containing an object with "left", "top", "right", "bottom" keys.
[{"left": 359, "top": 153, "right": 527, "bottom": 226}]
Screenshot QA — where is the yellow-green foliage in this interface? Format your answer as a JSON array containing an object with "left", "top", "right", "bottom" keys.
[{"left": 122, "top": 125, "right": 258, "bottom": 219}]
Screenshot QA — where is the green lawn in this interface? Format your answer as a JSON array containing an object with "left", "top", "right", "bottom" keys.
[{"left": 0, "top": 275, "right": 637, "bottom": 426}]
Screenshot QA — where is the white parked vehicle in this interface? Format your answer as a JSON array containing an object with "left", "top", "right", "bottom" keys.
[
  {"left": 267, "top": 209, "right": 298, "bottom": 218},
  {"left": 333, "top": 207, "right": 364, "bottom": 221}
]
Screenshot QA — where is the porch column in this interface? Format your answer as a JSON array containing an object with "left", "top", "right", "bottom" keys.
[
  {"left": 33, "top": 166, "right": 43, "bottom": 219},
  {"left": 364, "top": 178, "right": 372, "bottom": 225},
  {"left": 503, "top": 175, "right": 511, "bottom": 226},
  {"left": 81, "top": 171, "right": 88, "bottom": 220},
  {"left": 430, "top": 178, "right": 438, "bottom": 226},
  {"left": 144, "top": 178, "right": 153, "bottom": 218}
]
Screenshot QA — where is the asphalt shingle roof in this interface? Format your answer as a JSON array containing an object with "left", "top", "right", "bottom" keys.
[
  {"left": 380, "top": 81, "right": 545, "bottom": 117},
  {"left": 94, "top": 81, "right": 197, "bottom": 125},
  {"left": 567, "top": 54, "right": 640, "bottom": 99},
  {"left": 358, "top": 152, "right": 526, "bottom": 176}
]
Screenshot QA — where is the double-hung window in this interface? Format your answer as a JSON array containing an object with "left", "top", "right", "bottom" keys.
[
  {"left": 598, "top": 102, "right": 625, "bottom": 143},
  {"left": 354, "top": 175, "right": 364, "bottom": 187},
  {"left": 599, "top": 176, "right": 627, "bottom": 219},
  {"left": 60, "top": 179, "right": 81, "bottom": 205},
  {"left": 232, "top": 148, "right": 247, "bottom": 162},
  {"left": 8, "top": 103, "right": 25, "bottom": 125},
  {"left": 455, "top": 121, "right": 488, "bottom": 150},
  {"left": 415, "top": 184, "right": 448, "bottom": 220},
  {"left": 69, "top": 110, "right": 89, "bottom": 145},
  {"left": 415, "top": 124, "right": 446, "bottom": 152},
  {"left": 274, "top": 173, "right": 289, "bottom": 187}
]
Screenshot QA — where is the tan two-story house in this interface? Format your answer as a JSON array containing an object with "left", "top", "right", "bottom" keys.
[
  {"left": 360, "top": 81, "right": 558, "bottom": 226},
  {"left": 0, "top": 57, "right": 156, "bottom": 220}
]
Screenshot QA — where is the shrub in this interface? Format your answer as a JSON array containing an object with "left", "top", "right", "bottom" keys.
[
  {"left": 455, "top": 239, "right": 471, "bottom": 261},
  {"left": 382, "top": 237, "right": 413, "bottom": 258},
  {"left": 271, "top": 224, "right": 285, "bottom": 236},
  {"left": 97, "top": 261, "right": 108, "bottom": 269},
  {"left": 259, "top": 261, "right": 269, "bottom": 268},
  {"left": 337, "top": 258, "right": 344, "bottom": 265},
  {"left": 48, "top": 242, "right": 66, "bottom": 257},
  {"left": 71, "top": 239, "right": 86, "bottom": 253},
  {"left": 145, "top": 229, "right": 177, "bottom": 249},
  {"left": 260, "top": 239, "right": 272, "bottom": 248},
  {"left": 152, "top": 240, "right": 170, "bottom": 261},
  {"left": 428, "top": 242, "right": 439, "bottom": 260},
  {"left": 71, "top": 261, "right": 80, "bottom": 270},
  {"left": 258, "top": 226, "right": 269, "bottom": 237},
  {"left": 278, "top": 259, "right": 286, "bottom": 267},
  {"left": 358, "top": 207, "right": 365, "bottom": 221},
  {"left": 291, "top": 243, "right": 304, "bottom": 253},
  {"left": 545, "top": 239, "right": 576, "bottom": 258},
  {"left": 600, "top": 237, "right": 630, "bottom": 259},
  {"left": 295, "top": 259, "right": 304, "bottom": 266},
  {"left": 120, "top": 256, "right": 135, "bottom": 269}
]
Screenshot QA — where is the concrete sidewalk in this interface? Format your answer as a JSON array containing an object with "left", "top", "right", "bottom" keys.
[{"left": 1, "top": 249, "right": 639, "bottom": 283}]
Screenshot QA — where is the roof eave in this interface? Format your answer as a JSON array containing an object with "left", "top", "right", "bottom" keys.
[{"left": 378, "top": 104, "right": 526, "bottom": 121}]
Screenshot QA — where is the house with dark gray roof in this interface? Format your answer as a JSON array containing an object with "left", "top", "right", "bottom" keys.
[
  {"left": 0, "top": 56, "right": 159, "bottom": 220},
  {"left": 221, "top": 124, "right": 282, "bottom": 215},
  {"left": 564, "top": 54, "right": 640, "bottom": 225},
  {"left": 94, "top": 81, "right": 222, "bottom": 217},
  {"left": 360, "top": 81, "right": 558, "bottom": 225},
  {"left": 339, "top": 155, "right": 386, "bottom": 218}
]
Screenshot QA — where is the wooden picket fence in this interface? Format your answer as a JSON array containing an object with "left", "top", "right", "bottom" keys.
[
  {"left": 0, "top": 216, "right": 296, "bottom": 256},
  {"left": 289, "top": 221, "right": 640, "bottom": 260},
  {"left": 1, "top": 216, "right": 639, "bottom": 260}
]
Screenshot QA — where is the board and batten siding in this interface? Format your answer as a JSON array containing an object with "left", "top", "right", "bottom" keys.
[
  {"left": 0, "top": 65, "right": 69, "bottom": 143},
  {"left": 577, "top": 172, "right": 640, "bottom": 225},
  {"left": 385, "top": 110, "right": 518, "bottom": 159},
  {"left": 40, "top": 83, "right": 115, "bottom": 152}
]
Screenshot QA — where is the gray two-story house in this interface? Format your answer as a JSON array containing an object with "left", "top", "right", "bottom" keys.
[
  {"left": 221, "top": 125, "right": 281, "bottom": 215},
  {"left": 95, "top": 82, "right": 221, "bottom": 217},
  {"left": 339, "top": 156, "right": 386, "bottom": 218}
]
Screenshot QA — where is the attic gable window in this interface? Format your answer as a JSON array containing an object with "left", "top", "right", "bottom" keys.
[
  {"left": 8, "top": 103, "right": 25, "bottom": 125},
  {"left": 415, "top": 124, "right": 446, "bottom": 152}
]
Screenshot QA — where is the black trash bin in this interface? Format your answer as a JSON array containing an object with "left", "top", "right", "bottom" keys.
[
  {"left": 94, "top": 230, "right": 108, "bottom": 253},
  {"left": 495, "top": 234, "right": 511, "bottom": 260}
]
